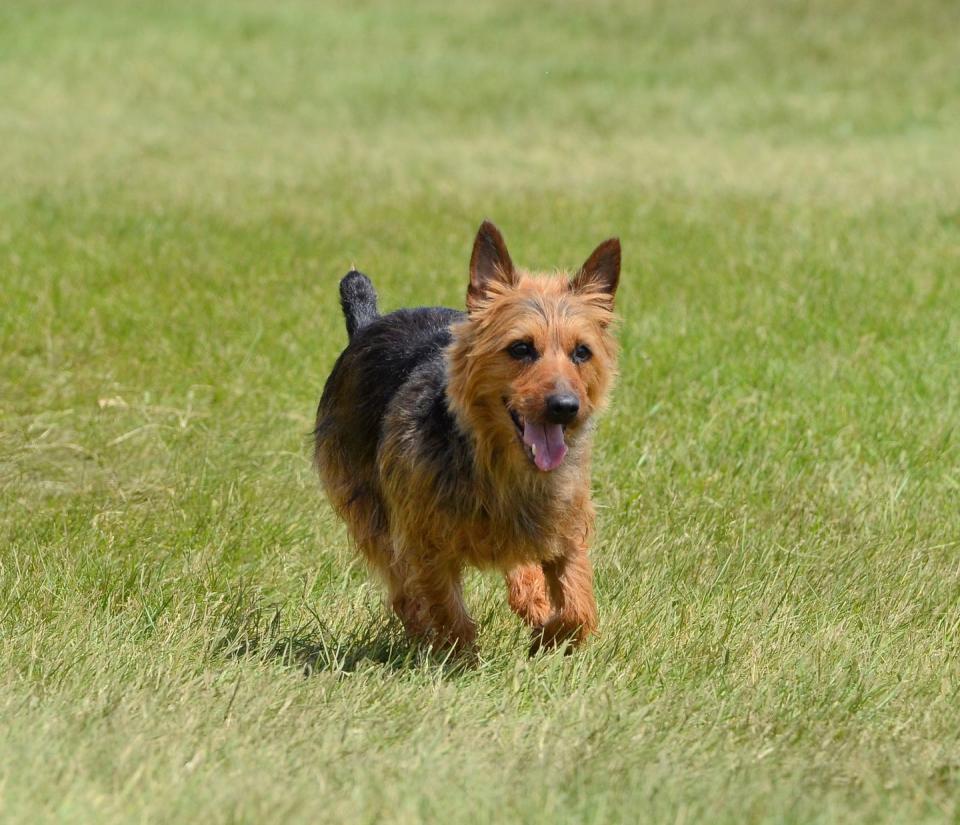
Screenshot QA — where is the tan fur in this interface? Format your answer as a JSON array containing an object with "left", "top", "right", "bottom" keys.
[{"left": 316, "top": 224, "right": 620, "bottom": 653}]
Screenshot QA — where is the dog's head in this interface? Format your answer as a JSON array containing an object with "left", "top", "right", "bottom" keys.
[{"left": 448, "top": 221, "right": 620, "bottom": 474}]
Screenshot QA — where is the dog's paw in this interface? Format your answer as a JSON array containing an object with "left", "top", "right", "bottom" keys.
[{"left": 528, "top": 617, "right": 577, "bottom": 656}]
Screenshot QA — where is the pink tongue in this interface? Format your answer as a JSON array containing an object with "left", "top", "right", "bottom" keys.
[{"left": 522, "top": 421, "right": 568, "bottom": 472}]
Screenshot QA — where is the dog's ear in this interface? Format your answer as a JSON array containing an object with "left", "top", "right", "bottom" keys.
[
  {"left": 468, "top": 220, "right": 516, "bottom": 310},
  {"left": 571, "top": 238, "right": 620, "bottom": 307}
]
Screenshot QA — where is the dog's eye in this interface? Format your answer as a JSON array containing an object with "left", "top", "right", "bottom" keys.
[
  {"left": 572, "top": 344, "right": 592, "bottom": 364},
  {"left": 507, "top": 340, "right": 537, "bottom": 361}
]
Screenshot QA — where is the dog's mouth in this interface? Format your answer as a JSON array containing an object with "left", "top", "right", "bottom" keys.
[{"left": 507, "top": 403, "right": 568, "bottom": 472}]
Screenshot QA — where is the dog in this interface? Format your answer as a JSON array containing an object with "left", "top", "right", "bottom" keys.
[{"left": 314, "top": 221, "right": 620, "bottom": 653}]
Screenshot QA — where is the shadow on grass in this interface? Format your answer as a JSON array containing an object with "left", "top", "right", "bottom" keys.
[{"left": 213, "top": 597, "right": 475, "bottom": 677}]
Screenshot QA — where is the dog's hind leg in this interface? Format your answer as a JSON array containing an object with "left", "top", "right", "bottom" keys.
[
  {"left": 382, "top": 554, "right": 426, "bottom": 638},
  {"left": 402, "top": 552, "right": 476, "bottom": 650},
  {"left": 505, "top": 564, "right": 552, "bottom": 627},
  {"left": 351, "top": 531, "right": 423, "bottom": 637}
]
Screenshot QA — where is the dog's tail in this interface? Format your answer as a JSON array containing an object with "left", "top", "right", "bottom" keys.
[{"left": 339, "top": 270, "right": 379, "bottom": 340}]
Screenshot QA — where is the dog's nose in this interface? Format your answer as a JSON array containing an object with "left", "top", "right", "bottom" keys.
[{"left": 545, "top": 393, "right": 580, "bottom": 425}]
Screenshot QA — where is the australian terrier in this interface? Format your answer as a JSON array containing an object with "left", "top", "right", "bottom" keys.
[{"left": 314, "top": 221, "right": 620, "bottom": 653}]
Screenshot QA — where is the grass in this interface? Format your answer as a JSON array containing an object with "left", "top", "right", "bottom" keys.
[{"left": 2, "top": 0, "right": 959, "bottom": 821}]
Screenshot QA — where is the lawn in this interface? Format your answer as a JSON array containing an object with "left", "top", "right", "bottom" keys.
[{"left": 2, "top": 0, "right": 959, "bottom": 822}]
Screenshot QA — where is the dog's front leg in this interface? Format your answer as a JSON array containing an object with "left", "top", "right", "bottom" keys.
[
  {"left": 530, "top": 545, "right": 598, "bottom": 654},
  {"left": 505, "top": 564, "right": 553, "bottom": 627}
]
